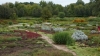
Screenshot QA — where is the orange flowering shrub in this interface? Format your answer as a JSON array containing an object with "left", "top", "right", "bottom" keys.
[{"left": 73, "top": 19, "right": 86, "bottom": 23}]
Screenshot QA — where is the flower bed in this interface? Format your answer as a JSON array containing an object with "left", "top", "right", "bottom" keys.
[{"left": 14, "top": 30, "right": 41, "bottom": 39}]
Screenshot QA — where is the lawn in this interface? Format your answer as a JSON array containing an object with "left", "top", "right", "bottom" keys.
[
  {"left": 68, "top": 44, "right": 100, "bottom": 56},
  {"left": 0, "top": 36, "right": 73, "bottom": 56}
]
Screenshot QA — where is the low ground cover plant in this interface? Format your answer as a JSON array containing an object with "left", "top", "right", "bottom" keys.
[{"left": 14, "top": 30, "right": 41, "bottom": 39}]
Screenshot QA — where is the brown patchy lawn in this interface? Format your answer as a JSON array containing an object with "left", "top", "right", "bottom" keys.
[{"left": 0, "top": 36, "right": 73, "bottom": 56}]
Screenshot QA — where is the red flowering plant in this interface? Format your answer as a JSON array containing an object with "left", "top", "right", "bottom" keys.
[{"left": 14, "top": 30, "right": 41, "bottom": 39}]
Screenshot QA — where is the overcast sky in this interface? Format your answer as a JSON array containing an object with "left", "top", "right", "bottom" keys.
[{"left": 0, "top": 0, "right": 90, "bottom": 6}]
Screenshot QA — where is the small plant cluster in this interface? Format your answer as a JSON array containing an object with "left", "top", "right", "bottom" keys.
[
  {"left": 41, "top": 25, "right": 51, "bottom": 31},
  {"left": 53, "top": 31, "right": 75, "bottom": 45},
  {"left": 91, "top": 30, "right": 97, "bottom": 34},
  {"left": 0, "top": 37, "right": 22, "bottom": 42},
  {"left": 0, "top": 20, "right": 17, "bottom": 25},
  {"left": 53, "top": 27, "right": 66, "bottom": 32},
  {"left": 87, "top": 37, "right": 100, "bottom": 46},
  {"left": 72, "top": 30, "right": 88, "bottom": 40},
  {"left": 14, "top": 30, "right": 41, "bottom": 39},
  {"left": 73, "top": 19, "right": 86, "bottom": 23},
  {"left": 0, "top": 28, "right": 9, "bottom": 33},
  {"left": 41, "top": 24, "right": 66, "bottom": 32}
]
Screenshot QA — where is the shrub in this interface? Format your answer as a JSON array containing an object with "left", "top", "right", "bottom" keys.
[
  {"left": 53, "top": 27, "right": 64, "bottom": 32},
  {"left": 72, "top": 30, "right": 88, "bottom": 40},
  {"left": 10, "top": 13, "right": 18, "bottom": 19},
  {"left": 73, "top": 19, "right": 86, "bottom": 23},
  {"left": 29, "top": 22, "right": 33, "bottom": 27},
  {"left": 86, "top": 37, "right": 100, "bottom": 46},
  {"left": 41, "top": 25, "right": 51, "bottom": 31},
  {"left": 97, "top": 47, "right": 100, "bottom": 51},
  {"left": 8, "top": 21, "right": 13, "bottom": 25},
  {"left": 58, "top": 12, "right": 65, "bottom": 18},
  {"left": 91, "top": 37, "right": 100, "bottom": 46},
  {"left": 53, "top": 31, "right": 75, "bottom": 45}
]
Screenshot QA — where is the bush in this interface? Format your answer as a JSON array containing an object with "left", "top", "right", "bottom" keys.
[
  {"left": 73, "top": 19, "right": 86, "bottom": 23},
  {"left": 8, "top": 21, "right": 13, "bottom": 25},
  {"left": 91, "top": 37, "right": 100, "bottom": 46},
  {"left": 10, "top": 13, "right": 18, "bottom": 19},
  {"left": 86, "top": 37, "right": 100, "bottom": 46},
  {"left": 29, "top": 22, "right": 33, "bottom": 27},
  {"left": 72, "top": 30, "right": 88, "bottom": 41},
  {"left": 58, "top": 12, "right": 65, "bottom": 18},
  {"left": 53, "top": 31, "right": 75, "bottom": 45}
]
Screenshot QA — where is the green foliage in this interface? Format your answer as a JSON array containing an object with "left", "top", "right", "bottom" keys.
[
  {"left": 31, "top": 4, "right": 42, "bottom": 17},
  {"left": 91, "top": 37, "right": 100, "bottom": 46},
  {"left": 0, "top": 37, "right": 22, "bottom": 42},
  {"left": 8, "top": 21, "right": 13, "bottom": 25},
  {"left": 58, "top": 12, "right": 65, "bottom": 18},
  {"left": 5, "top": 43, "right": 17, "bottom": 48},
  {"left": 53, "top": 31, "right": 75, "bottom": 45},
  {"left": 0, "top": 0, "right": 99, "bottom": 18},
  {"left": 0, "top": 5, "right": 15, "bottom": 19},
  {"left": 41, "top": 6, "right": 52, "bottom": 20},
  {"left": 29, "top": 22, "right": 33, "bottom": 27},
  {"left": 76, "top": 0, "right": 84, "bottom": 5},
  {"left": 97, "top": 47, "right": 100, "bottom": 51},
  {"left": 10, "top": 13, "right": 18, "bottom": 19},
  {"left": 39, "top": 0, "right": 47, "bottom": 8},
  {"left": 68, "top": 45, "right": 100, "bottom": 56},
  {"left": 22, "top": 23, "right": 26, "bottom": 27}
]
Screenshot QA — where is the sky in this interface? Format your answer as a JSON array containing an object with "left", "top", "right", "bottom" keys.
[{"left": 0, "top": 0, "right": 90, "bottom": 6}]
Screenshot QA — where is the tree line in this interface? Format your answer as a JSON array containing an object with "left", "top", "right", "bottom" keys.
[{"left": 0, "top": 0, "right": 99, "bottom": 19}]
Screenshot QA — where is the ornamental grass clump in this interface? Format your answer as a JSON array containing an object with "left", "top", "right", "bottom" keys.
[{"left": 53, "top": 31, "right": 75, "bottom": 45}]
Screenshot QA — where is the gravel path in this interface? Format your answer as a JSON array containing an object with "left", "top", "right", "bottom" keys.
[{"left": 41, "top": 34, "right": 77, "bottom": 56}]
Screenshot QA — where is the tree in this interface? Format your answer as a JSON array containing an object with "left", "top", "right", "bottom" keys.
[
  {"left": 41, "top": 6, "right": 52, "bottom": 20},
  {"left": 53, "top": 8, "right": 59, "bottom": 15},
  {"left": 76, "top": 0, "right": 85, "bottom": 5},
  {"left": 0, "top": 5, "right": 14, "bottom": 19},
  {"left": 8, "top": 2, "right": 14, "bottom": 8},
  {"left": 30, "top": 2, "right": 34, "bottom": 5},
  {"left": 58, "top": 12, "right": 65, "bottom": 18},
  {"left": 74, "top": 4, "right": 85, "bottom": 17},
  {"left": 31, "top": 4, "right": 42, "bottom": 17},
  {"left": 55, "top": 4, "right": 64, "bottom": 12},
  {"left": 65, "top": 3, "right": 76, "bottom": 17},
  {"left": 84, "top": 3, "right": 92, "bottom": 16},
  {"left": 93, "top": 0, "right": 100, "bottom": 16},
  {"left": 17, "top": 4, "right": 26, "bottom": 17},
  {"left": 10, "top": 13, "right": 18, "bottom": 19},
  {"left": 39, "top": 0, "right": 47, "bottom": 8}
]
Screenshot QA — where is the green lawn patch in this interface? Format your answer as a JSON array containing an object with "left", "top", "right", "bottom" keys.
[{"left": 68, "top": 44, "right": 100, "bottom": 56}]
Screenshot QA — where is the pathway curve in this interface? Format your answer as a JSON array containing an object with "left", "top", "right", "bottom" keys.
[{"left": 40, "top": 34, "right": 77, "bottom": 56}]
